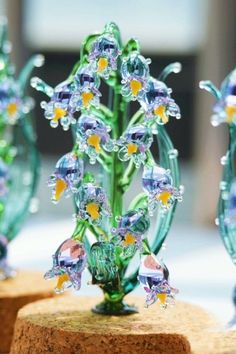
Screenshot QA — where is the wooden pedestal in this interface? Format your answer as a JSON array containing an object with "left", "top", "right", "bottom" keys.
[
  {"left": 0, "top": 270, "right": 55, "bottom": 353},
  {"left": 10, "top": 295, "right": 236, "bottom": 354}
]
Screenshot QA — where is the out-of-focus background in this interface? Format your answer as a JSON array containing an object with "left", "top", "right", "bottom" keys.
[{"left": 2, "top": 0, "right": 236, "bottom": 323}]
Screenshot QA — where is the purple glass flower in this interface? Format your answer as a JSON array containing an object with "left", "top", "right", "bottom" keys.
[
  {"left": 72, "top": 65, "right": 101, "bottom": 111},
  {"left": 138, "top": 254, "right": 178, "bottom": 308},
  {"left": 41, "top": 80, "right": 76, "bottom": 130},
  {"left": 89, "top": 34, "right": 121, "bottom": 79},
  {"left": 121, "top": 53, "right": 151, "bottom": 101},
  {"left": 112, "top": 209, "right": 150, "bottom": 254},
  {"left": 117, "top": 125, "right": 153, "bottom": 167},
  {"left": 0, "top": 158, "right": 9, "bottom": 197},
  {"left": 76, "top": 114, "right": 114, "bottom": 164},
  {"left": 140, "top": 78, "right": 181, "bottom": 124},
  {"left": 142, "top": 165, "right": 182, "bottom": 213},
  {"left": 44, "top": 238, "right": 86, "bottom": 294},
  {"left": 76, "top": 183, "right": 110, "bottom": 225},
  {"left": 48, "top": 152, "right": 84, "bottom": 203}
]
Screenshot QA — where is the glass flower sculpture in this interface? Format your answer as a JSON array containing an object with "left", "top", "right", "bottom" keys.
[
  {"left": 0, "top": 20, "right": 43, "bottom": 279},
  {"left": 33, "top": 23, "right": 183, "bottom": 314},
  {"left": 200, "top": 70, "right": 236, "bottom": 325}
]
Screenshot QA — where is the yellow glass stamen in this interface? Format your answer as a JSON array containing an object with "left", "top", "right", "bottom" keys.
[
  {"left": 154, "top": 105, "right": 169, "bottom": 124},
  {"left": 86, "top": 202, "right": 100, "bottom": 220},
  {"left": 127, "top": 143, "right": 138, "bottom": 155},
  {"left": 225, "top": 105, "right": 236, "bottom": 123},
  {"left": 54, "top": 179, "right": 68, "bottom": 201},
  {"left": 123, "top": 233, "right": 136, "bottom": 246},
  {"left": 7, "top": 102, "right": 18, "bottom": 117},
  {"left": 130, "top": 80, "right": 142, "bottom": 96},
  {"left": 157, "top": 191, "right": 172, "bottom": 206},
  {"left": 81, "top": 92, "right": 94, "bottom": 108},
  {"left": 53, "top": 107, "right": 66, "bottom": 122},
  {"left": 97, "top": 57, "right": 108, "bottom": 73},
  {"left": 56, "top": 273, "right": 69, "bottom": 290},
  {"left": 157, "top": 293, "right": 167, "bottom": 304},
  {"left": 87, "top": 134, "right": 101, "bottom": 153}
]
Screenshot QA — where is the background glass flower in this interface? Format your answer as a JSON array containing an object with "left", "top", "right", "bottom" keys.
[
  {"left": 48, "top": 152, "right": 84, "bottom": 203},
  {"left": 44, "top": 238, "right": 86, "bottom": 294},
  {"left": 121, "top": 52, "right": 151, "bottom": 100}
]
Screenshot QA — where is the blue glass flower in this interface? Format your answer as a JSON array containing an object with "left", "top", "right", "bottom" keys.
[
  {"left": 117, "top": 125, "right": 153, "bottom": 167},
  {"left": 44, "top": 238, "right": 86, "bottom": 294},
  {"left": 0, "top": 159, "right": 9, "bottom": 197},
  {"left": 121, "top": 52, "right": 151, "bottom": 100},
  {"left": 142, "top": 165, "right": 182, "bottom": 213},
  {"left": 40, "top": 80, "right": 76, "bottom": 131},
  {"left": 76, "top": 183, "right": 110, "bottom": 225},
  {"left": 89, "top": 34, "right": 121, "bottom": 79},
  {"left": 225, "top": 179, "right": 236, "bottom": 225},
  {"left": 0, "top": 77, "right": 34, "bottom": 125},
  {"left": 76, "top": 114, "right": 114, "bottom": 164},
  {"left": 48, "top": 152, "right": 84, "bottom": 203},
  {"left": 72, "top": 65, "right": 101, "bottom": 111},
  {"left": 138, "top": 254, "right": 178, "bottom": 308},
  {"left": 112, "top": 209, "right": 150, "bottom": 253},
  {"left": 140, "top": 78, "right": 181, "bottom": 124}
]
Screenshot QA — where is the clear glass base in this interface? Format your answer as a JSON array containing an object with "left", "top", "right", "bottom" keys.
[{"left": 92, "top": 300, "right": 138, "bottom": 316}]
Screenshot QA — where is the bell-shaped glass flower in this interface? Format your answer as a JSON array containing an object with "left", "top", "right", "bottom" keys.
[
  {"left": 48, "top": 152, "right": 84, "bottom": 203},
  {"left": 89, "top": 34, "right": 121, "bottom": 79},
  {"left": 41, "top": 80, "right": 76, "bottom": 130},
  {"left": 121, "top": 52, "right": 151, "bottom": 100},
  {"left": 76, "top": 183, "right": 111, "bottom": 225},
  {"left": 142, "top": 165, "right": 182, "bottom": 213},
  {"left": 112, "top": 209, "right": 150, "bottom": 256},
  {"left": 0, "top": 77, "right": 34, "bottom": 125},
  {"left": 44, "top": 238, "right": 86, "bottom": 294},
  {"left": 138, "top": 254, "right": 178, "bottom": 308},
  {"left": 72, "top": 65, "right": 101, "bottom": 111},
  {"left": 117, "top": 125, "right": 153, "bottom": 168},
  {"left": 76, "top": 114, "right": 114, "bottom": 164},
  {"left": 140, "top": 78, "right": 181, "bottom": 124}
]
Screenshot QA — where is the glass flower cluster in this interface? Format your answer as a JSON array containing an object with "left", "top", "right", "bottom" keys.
[{"left": 34, "top": 23, "right": 183, "bottom": 311}]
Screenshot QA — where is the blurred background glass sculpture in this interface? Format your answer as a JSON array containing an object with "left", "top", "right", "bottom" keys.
[
  {"left": 32, "top": 22, "right": 183, "bottom": 315},
  {"left": 0, "top": 19, "right": 43, "bottom": 280},
  {"left": 200, "top": 70, "right": 236, "bottom": 326}
]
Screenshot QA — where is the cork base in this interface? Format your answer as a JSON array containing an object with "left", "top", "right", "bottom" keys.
[
  {"left": 0, "top": 270, "right": 55, "bottom": 353},
  {"left": 11, "top": 295, "right": 235, "bottom": 354}
]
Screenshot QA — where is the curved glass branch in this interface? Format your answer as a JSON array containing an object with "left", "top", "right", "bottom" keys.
[
  {"left": 199, "top": 80, "right": 222, "bottom": 100},
  {"left": 158, "top": 62, "right": 182, "bottom": 82},
  {"left": 18, "top": 55, "right": 44, "bottom": 92},
  {"left": 30, "top": 77, "right": 54, "bottom": 97}
]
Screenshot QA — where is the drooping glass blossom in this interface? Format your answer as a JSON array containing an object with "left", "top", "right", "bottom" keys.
[
  {"left": 225, "top": 179, "right": 236, "bottom": 225},
  {"left": 72, "top": 65, "right": 101, "bottom": 111},
  {"left": 48, "top": 152, "right": 84, "bottom": 203},
  {"left": 121, "top": 52, "right": 151, "bottom": 100},
  {"left": 76, "top": 114, "right": 114, "bottom": 164},
  {"left": 142, "top": 165, "right": 182, "bottom": 214},
  {"left": 138, "top": 254, "right": 178, "bottom": 308},
  {"left": 44, "top": 238, "right": 86, "bottom": 294},
  {"left": 211, "top": 70, "right": 236, "bottom": 126},
  {"left": 89, "top": 34, "right": 121, "bottom": 79},
  {"left": 117, "top": 125, "right": 153, "bottom": 167},
  {"left": 0, "top": 77, "right": 34, "bottom": 125},
  {"left": 112, "top": 209, "right": 150, "bottom": 253},
  {"left": 41, "top": 80, "right": 77, "bottom": 131},
  {"left": 140, "top": 77, "right": 181, "bottom": 125},
  {"left": 76, "top": 183, "right": 110, "bottom": 224}
]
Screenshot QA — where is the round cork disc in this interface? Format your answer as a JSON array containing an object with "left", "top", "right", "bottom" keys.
[
  {"left": 11, "top": 295, "right": 235, "bottom": 354},
  {"left": 0, "top": 270, "right": 55, "bottom": 354}
]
